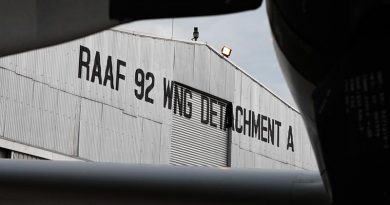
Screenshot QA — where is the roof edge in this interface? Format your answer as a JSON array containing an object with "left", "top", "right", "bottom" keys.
[{"left": 110, "top": 28, "right": 300, "bottom": 113}]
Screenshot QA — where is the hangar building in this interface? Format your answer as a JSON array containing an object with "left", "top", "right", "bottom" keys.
[{"left": 0, "top": 29, "right": 317, "bottom": 170}]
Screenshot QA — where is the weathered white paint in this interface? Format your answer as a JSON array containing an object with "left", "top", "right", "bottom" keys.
[{"left": 0, "top": 29, "right": 317, "bottom": 170}]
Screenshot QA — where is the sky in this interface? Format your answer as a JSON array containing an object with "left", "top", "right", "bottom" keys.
[{"left": 116, "top": 4, "right": 297, "bottom": 108}]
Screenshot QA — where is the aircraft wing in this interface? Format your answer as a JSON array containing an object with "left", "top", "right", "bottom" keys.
[
  {"left": 0, "top": 0, "right": 262, "bottom": 57},
  {"left": 0, "top": 159, "right": 329, "bottom": 205}
]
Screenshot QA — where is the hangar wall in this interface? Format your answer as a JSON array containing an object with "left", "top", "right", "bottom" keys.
[{"left": 0, "top": 29, "right": 317, "bottom": 170}]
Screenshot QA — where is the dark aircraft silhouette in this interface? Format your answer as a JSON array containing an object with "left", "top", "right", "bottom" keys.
[
  {"left": 0, "top": 0, "right": 387, "bottom": 204},
  {"left": 267, "top": 0, "right": 389, "bottom": 204}
]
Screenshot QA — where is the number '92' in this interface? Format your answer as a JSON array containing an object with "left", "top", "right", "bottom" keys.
[{"left": 134, "top": 68, "right": 155, "bottom": 104}]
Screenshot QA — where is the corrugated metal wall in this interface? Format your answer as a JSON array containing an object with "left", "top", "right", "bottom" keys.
[{"left": 0, "top": 29, "right": 317, "bottom": 170}]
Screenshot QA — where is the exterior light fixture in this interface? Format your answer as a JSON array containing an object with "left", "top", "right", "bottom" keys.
[
  {"left": 221, "top": 46, "right": 232, "bottom": 58},
  {"left": 192, "top": 27, "right": 199, "bottom": 41}
]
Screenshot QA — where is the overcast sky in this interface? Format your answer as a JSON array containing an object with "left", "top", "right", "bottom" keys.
[{"left": 116, "top": 4, "right": 297, "bottom": 108}]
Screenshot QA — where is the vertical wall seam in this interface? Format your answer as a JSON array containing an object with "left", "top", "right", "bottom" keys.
[
  {"left": 29, "top": 81, "right": 35, "bottom": 145},
  {"left": 139, "top": 117, "right": 144, "bottom": 163},
  {"left": 76, "top": 97, "right": 82, "bottom": 157},
  {"left": 192, "top": 44, "right": 195, "bottom": 83},
  {"left": 99, "top": 102, "right": 103, "bottom": 162},
  {"left": 172, "top": 42, "right": 176, "bottom": 73},
  {"left": 208, "top": 45, "right": 211, "bottom": 93},
  {"left": 158, "top": 124, "right": 163, "bottom": 163},
  {"left": 54, "top": 88, "right": 59, "bottom": 152}
]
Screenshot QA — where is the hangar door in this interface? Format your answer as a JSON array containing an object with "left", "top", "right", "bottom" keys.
[{"left": 170, "top": 82, "right": 231, "bottom": 167}]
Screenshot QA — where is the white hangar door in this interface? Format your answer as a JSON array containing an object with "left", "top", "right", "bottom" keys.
[{"left": 170, "top": 82, "right": 231, "bottom": 167}]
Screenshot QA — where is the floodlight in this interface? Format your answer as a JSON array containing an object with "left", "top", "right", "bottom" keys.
[{"left": 221, "top": 46, "right": 232, "bottom": 58}]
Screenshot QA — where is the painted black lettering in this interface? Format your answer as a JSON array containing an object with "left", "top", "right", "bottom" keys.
[
  {"left": 287, "top": 126, "right": 295, "bottom": 152},
  {"left": 183, "top": 89, "right": 192, "bottom": 119},
  {"left": 275, "top": 120, "right": 282, "bottom": 147},
  {"left": 235, "top": 106, "right": 243, "bottom": 133},
  {"left": 268, "top": 118, "right": 275, "bottom": 145},
  {"left": 145, "top": 72, "right": 154, "bottom": 104},
  {"left": 225, "top": 102, "right": 233, "bottom": 130},
  {"left": 78, "top": 45, "right": 90, "bottom": 80},
  {"left": 134, "top": 68, "right": 153, "bottom": 103},
  {"left": 218, "top": 102, "right": 225, "bottom": 130},
  {"left": 163, "top": 78, "right": 173, "bottom": 109},
  {"left": 103, "top": 56, "right": 114, "bottom": 89},
  {"left": 252, "top": 112, "right": 261, "bottom": 139},
  {"left": 134, "top": 68, "right": 144, "bottom": 100},
  {"left": 261, "top": 115, "right": 268, "bottom": 142},
  {"left": 173, "top": 86, "right": 184, "bottom": 116},
  {"left": 231, "top": 114, "right": 235, "bottom": 131},
  {"left": 210, "top": 99, "right": 218, "bottom": 128},
  {"left": 116, "top": 59, "right": 126, "bottom": 91},
  {"left": 243, "top": 109, "right": 251, "bottom": 137},
  {"left": 91, "top": 51, "right": 102, "bottom": 84},
  {"left": 201, "top": 95, "right": 209, "bottom": 124}
]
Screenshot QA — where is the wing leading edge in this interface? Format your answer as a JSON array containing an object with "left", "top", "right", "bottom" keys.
[
  {"left": 0, "top": 0, "right": 262, "bottom": 57},
  {"left": 0, "top": 159, "right": 329, "bottom": 205}
]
